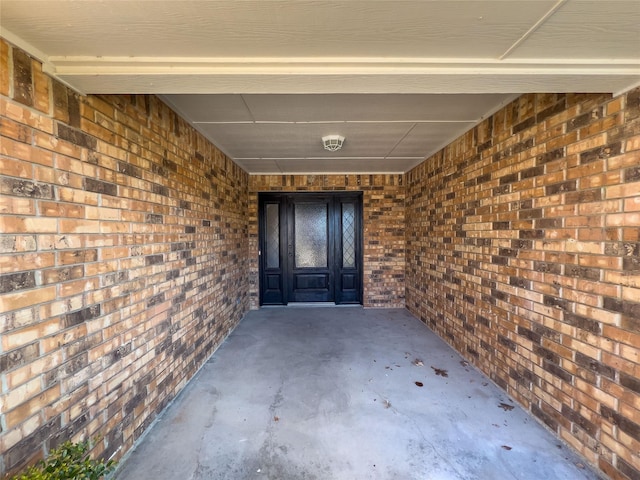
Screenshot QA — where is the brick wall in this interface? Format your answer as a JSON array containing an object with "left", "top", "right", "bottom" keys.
[
  {"left": 406, "top": 90, "right": 640, "bottom": 480},
  {"left": 0, "top": 39, "right": 250, "bottom": 477},
  {"left": 248, "top": 175, "right": 405, "bottom": 309},
  {"left": 3, "top": 34, "right": 639, "bottom": 480}
]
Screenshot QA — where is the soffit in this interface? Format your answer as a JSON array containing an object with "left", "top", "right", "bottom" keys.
[{"left": 1, "top": 0, "right": 638, "bottom": 174}]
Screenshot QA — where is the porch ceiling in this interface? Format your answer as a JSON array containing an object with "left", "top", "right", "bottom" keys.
[{"left": 2, "top": 0, "right": 638, "bottom": 174}]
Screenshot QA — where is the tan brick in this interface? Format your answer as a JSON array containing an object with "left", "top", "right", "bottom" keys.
[
  {"left": 1, "top": 116, "right": 34, "bottom": 145},
  {"left": 0, "top": 38, "right": 9, "bottom": 97},
  {"left": 624, "top": 195, "right": 640, "bottom": 212},
  {"left": 0, "top": 216, "right": 57, "bottom": 233},
  {"left": 0, "top": 285, "right": 57, "bottom": 315},
  {"left": 57, "top": 186, "right": 99, "bottom": 206},
  {"left": 0, "top": 156, "right": 32, "bottom": 179},
  {"left": 622, "top": 227, "right": 640, "bottom": 242},
  {"left": 617, "top": 431, "right": 640, "bottom": 461},
  {"left": 5, "top": 350, "right": 65, "bottom": 390},
  {"left": 1, "top": 376, "right": 42, "bottom": 412},
  {"left": 607, "top": 151, "right": 640, "bottom": 170},
  {"left": 607, "top": 212, "right": 640, "bottom": 227},
  {"left": 0, "top": 196, "right": 35, "bottom": 216},
  {"left": 2, "top": 314, "right": 60, "bottom": 350},
  {"left": 58, "top": 219, "right": 101, "bottom": 234},
  {"left": 1, "top": 136, "right": 54, "bottom": 166},
  {"left": 620, "top": 344, "right": 640, "bottom": 363},
  {"left": 621, "top": 286, "right": 640, "bottom": 302},
  {"left": 591, "top": 174, "right": 627, "bottom": 194},
  {"left": 46, "top": 384, "right": 91, "bottom": 422},
  {"left": 59, "top": 277, "right": 100, "bottom": 298},
  {"left": 560, "top": 429, "right": 598, "bottom": 464},
  {"left": 54, "top": 153, "right": 89, "bottom": 175},
  {"left": 577, "top": 200, "right": 621, "bottom": 215},
  {"left": 5, "top": 384, "right": 61, "bottom": 429},
  {"left": 0, "top": 252, "right": 55, "bottom": 273},
  {"left": 606, "top": 181, "right": 640, "bottom": 200},
  {"left": 0, "top": 235, "right": 37, "bottom": 254},
  {"left": 626, "top": 135, "right": 640, "bottom": 153},
  {"left": 1, "top": 97, "right": 54, "bottom": 134},
  {"left": 39, "top": 201, "right": 85, "bottom": 218},
  {"left": 604, "top": 270, "right": 640, "bottom": 288},
  {"left": 31, "top": 59, "right": 50, "bottom": 115},
  {"left": 85, "top": 206, "right": 121, "bottom": 221}
]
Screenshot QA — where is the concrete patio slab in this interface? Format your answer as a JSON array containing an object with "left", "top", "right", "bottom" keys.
[{"left": 114, "top": 307, "right": 601, "bottom": 480}]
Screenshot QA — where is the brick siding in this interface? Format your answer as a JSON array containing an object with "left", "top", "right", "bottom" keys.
[
  {"left": 0, "top": 39, "right": 249, "bottom": 476},
  {"left": 248, "top": 175, "right": 405, "bottom": 309},
  {"left": 2, "top": 35, "right": 639, "bottom": 480},
  {"left": 406, "top": 90, "right": 640, "bottom": 479}
]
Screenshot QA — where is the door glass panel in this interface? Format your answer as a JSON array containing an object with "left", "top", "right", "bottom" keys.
[
  {"left": 266, "top": 203, "right": 280, "bottom": 268},
  {"left": 294, "top": 203, "right": 328, "bottom": 268},
  {"left": 342, "top": 203, "right": 356, "bottom": 268}
]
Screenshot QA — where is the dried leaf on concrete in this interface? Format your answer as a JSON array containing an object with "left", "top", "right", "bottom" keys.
[{"left": 431, "top": 366, "right": 448, "bottom": 377}]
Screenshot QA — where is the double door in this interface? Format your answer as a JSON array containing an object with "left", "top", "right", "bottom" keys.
[{"left": 259, "top": 192, "right": 362, "bottom": 305}]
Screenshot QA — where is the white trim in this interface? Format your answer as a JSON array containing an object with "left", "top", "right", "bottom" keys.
[
  {"left": 57, "top": 72, "right": 640, "bottom": 95},
  {"left": 54, "top": 56, "right": 639, "bottom": 95},
  {"left": 613, "top": 79, "right": 640, "bottom": 98},
  {"left": 193, "top": 120, "right": 480, "bottom": 125},
  {"left": 1, "top": 28, "right": 87, "bottom": 95},
  {"left": 47, "top": 55, "right": 640, "bottom": 67},
  {"left": 248, "top": 171, "right": 407, "bottom": 175},
  {"left": 1, "top": 27, "right": 50, "bottom": 66},
  {"left": 47, "top": 57, "right": 640, "bottom": 77}
]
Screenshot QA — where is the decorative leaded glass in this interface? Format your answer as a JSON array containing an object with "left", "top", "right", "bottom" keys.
[
  {"left": 342, "top": 203, "right": 356, "bottom": 268},
  {"left": 266, "top": 204, "right": 279, "bottom": 268}
]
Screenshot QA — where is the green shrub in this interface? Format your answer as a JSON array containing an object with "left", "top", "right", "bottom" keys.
[{"left": 11, "top": 440, "right": 115, "bottom": 480}]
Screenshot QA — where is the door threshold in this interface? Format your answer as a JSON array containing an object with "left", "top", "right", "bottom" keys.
[{"left": 262, "top": 303, "right": 362, "bottom": 308}]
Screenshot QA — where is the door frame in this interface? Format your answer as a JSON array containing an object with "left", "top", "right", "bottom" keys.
[{"left": 258, "top": 192, "right": 363, "bottom": 306}]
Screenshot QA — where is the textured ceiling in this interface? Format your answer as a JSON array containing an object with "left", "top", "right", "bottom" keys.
[
  {"left": 2, "top": 0, "right": 639, "bottom": 174},
  {"left": 161, "top": 93, "right": 511, "bottom": 173}
]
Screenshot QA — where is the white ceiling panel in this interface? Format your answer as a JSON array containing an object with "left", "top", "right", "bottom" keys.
[
  {"left": 389, "top": 122, "right": 478, "bottom": 158},
  {"left": 242, "top": 94, "right": 510, "bottom": 122},
  {"left": 2, "top": 0, "right": 638, "bottom": 174},
  {"left": 195, "top": 122, "right": 415, "bottom": 159},
  {"left": 233, "top": 159, "right": 282, "bottom": 173},
  {"left": 272, "top": 158, "right": 418, "bottom": 174},
  {"left": 509, "top": 0, "right": 640, "bottom": 60},
  {"left": 163, "top": 95, "right": 253, "bottom": 123},
  {"left": 0, "top": 1, "right": 555, "bottom": 58},
  {"left": 161, "top": 93, "right": 513, "bottom": 173}
]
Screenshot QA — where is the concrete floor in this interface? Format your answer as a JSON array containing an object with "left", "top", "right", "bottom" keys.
[{"left": 115, "top": 307, "right": 601, "bottom": 480}]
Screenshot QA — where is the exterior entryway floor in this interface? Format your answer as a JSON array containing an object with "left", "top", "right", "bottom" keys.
[{"left": 115, "top": 308, "right": 601, "bottom": 480}]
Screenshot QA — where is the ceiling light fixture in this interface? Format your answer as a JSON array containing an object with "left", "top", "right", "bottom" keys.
[{"left": 322, "top": 135, "right": 345, "bottom": 152}]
